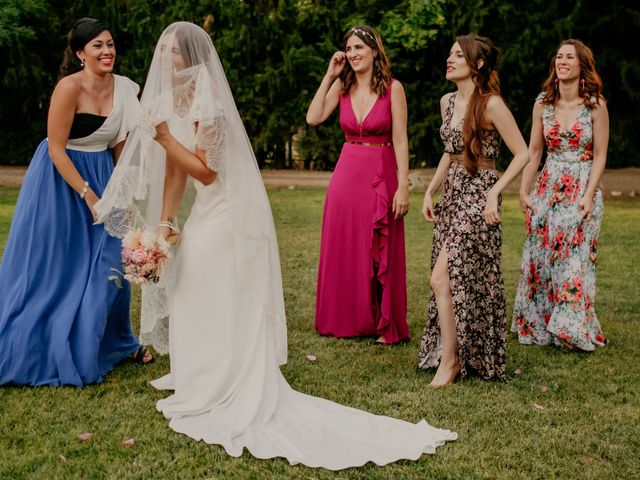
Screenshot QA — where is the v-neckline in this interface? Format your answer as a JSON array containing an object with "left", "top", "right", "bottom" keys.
[
  {"left": 349, "top": 93, "right": 380, "bottom": 127},
  {"left": 551, "top": 103, "right": 586, "bottom": 133}
]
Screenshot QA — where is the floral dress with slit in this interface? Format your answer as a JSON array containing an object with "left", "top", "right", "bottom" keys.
[{"left": 417, "top": 92, "right": 506, "bottom": 381}]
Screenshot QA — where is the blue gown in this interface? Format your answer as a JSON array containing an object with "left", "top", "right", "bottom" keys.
[{"left": 0, "top": 75, "right": 142, "bottom": 386}]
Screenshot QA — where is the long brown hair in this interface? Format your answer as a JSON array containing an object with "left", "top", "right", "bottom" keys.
[
  {"left": 340, "top": 25, "right": 392, "bottom": 96},
  {"left": 540, "top": 39, "right": 604, "bottom": 109},
  {"left": 457, "top": 34, "right": 501, "bottom": 175},
  {"left": 58, "top": 17, "right": 110, "bottom": 80}
]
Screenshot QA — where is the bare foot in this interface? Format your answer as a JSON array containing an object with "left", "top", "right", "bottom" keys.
[
  {"left": 375, "top": 336, "right": 386, "bottom": 344},
  {"left": 429, "top": 361, "right": 461, "bottom": 388}
]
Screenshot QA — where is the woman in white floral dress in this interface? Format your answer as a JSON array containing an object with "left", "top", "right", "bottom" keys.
[{"left": 512, "top": 39, "right": 609, "bottom": 350}]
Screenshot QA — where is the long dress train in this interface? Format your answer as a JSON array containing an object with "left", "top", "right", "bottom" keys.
[
  {"left": 95, "top": 24, "right": 456, "bottom": 469},
  {"left": 152, "top": 179, "right": 456, "bottom": 469}
]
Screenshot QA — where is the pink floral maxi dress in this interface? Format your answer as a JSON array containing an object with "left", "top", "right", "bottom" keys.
[{"left": 511, "top": 97, "right": 606, "bottom": 350}]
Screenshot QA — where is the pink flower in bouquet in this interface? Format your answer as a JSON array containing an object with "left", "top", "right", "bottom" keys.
[
  {"left": 122, "top": 230, "right": 142, "bottom": 251},
  {"left": 120, "top": 228, "right": 171, "bottom": 285},
  {"left": 130, "top": 248, "right": 148, "bottom": 264}
]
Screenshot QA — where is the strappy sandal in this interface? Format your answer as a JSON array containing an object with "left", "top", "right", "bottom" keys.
[{"left": 131, "top": 345, "right": 154, "bottom": 365}]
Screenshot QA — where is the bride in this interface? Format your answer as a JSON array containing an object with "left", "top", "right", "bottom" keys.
[{"left": 95, "top": 21, "right": 456, "bottom": 470}]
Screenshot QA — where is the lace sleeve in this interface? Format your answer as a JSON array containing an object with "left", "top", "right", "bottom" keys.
[{"left": 195, "top": 115, "right": 226, "bottom": 172}]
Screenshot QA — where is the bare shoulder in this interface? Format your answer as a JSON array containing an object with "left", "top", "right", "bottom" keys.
[
  {"left": 486, "top": 94, "right": 508, "bottom": 112},
  {"left": 390, "top": 80, "right": 406, "bottom": 103},
  {"left": 532, "top": 98, "right": 545, "bottom": 115},
  {"left": 391, "top": 79, "right": 404, "bottom": 93},
  {"left": 590, "top": 97, "right": 609, "bottom": 117},
  {"left": 53, "top": 74, "right": 81, "bottom": 98},
  {"left": 440, "top": 92, "right": 454, "bottom": 109}
]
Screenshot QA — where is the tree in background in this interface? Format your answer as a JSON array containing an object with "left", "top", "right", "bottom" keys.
[{"left": 0, "top": 0, "right": 638, "bottom": 169}]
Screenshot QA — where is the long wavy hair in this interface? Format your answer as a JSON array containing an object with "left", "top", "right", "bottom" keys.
[
  {"left": 340, "top": 25, "right": 392, "bottom": 96},
  {"left": 457, "top": 34, "right": 501, "bottom": 175},
  {"left": 58, "top": 17, "right": 110, "bottom": 80},
  {"left": 540, "top": 39, "right": 604, "bottom": 109}
]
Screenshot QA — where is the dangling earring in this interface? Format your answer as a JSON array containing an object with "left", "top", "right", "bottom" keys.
[
  {"left": 554, "top": 78, "right": 559, "bottom": 91},
  {"left": 80, "top": 58, "right": 85, "bottom": 68}
]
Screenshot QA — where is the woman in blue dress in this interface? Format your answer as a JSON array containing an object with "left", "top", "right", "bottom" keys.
[{"left": 0, "top": 18, "right": 152, "bottom": 387}]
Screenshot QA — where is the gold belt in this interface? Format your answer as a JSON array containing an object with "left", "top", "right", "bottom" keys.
[
  {"left": 346, "top": 140, "right": 392, "bottom": 147},
  {"left": 449, "top": 153, "right": 496, "bottom": 170}
]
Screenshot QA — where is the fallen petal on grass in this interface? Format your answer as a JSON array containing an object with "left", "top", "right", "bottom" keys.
[
  {"left": 78, "top": 432, "right": 92, "bottom": 441},
  {"left": 533, "top": 402, "right": 544, "bottom": 410},
  {"left": 59, "top": 454, "right": 68, "bottom": 463},
  {"left": 121, "top": 438, "right": 135, "bottom": 446},
  {"left": 305, "top": 354, "right": 317, "bottom": 361},
  {"left": 541, "top": 385, "right": 549, "bottom": 393},
  {"left": 514, "top": 368, "right": 522, "bottom": 375}
]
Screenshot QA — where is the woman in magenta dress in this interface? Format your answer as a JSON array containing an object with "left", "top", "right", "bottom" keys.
[{"left": 306, "top": 25, "right": 410, "bottom": 344}]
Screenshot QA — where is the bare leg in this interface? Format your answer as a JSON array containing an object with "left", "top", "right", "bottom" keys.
[{"left": 429, "top": 245, "right": 460, "bottom": 387}]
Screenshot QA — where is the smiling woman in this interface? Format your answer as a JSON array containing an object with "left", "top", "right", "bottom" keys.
[
  {"left": 306, "top": 25, "right": 411, "bottom": 345},
  {"left": 512, "top": 39, "right": 609, "bottom": 350},
  {"left": 0, "top": 17, "right": 152, "bottom": 388}
]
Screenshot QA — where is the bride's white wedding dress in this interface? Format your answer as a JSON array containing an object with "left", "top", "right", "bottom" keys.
[
  {"left": 96, "top": 22, "right": 456, "bottom": 470},
  {"left": 150, "top": 177, "right": 456, "bottom": 469}
]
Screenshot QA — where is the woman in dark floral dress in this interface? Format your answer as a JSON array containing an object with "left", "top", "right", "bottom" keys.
[
  {"left": 512, "top": 39, "right": 609, "bottom": 350},
  {"left": 418, "top": 34, "right": 529, "bottom": 385}
]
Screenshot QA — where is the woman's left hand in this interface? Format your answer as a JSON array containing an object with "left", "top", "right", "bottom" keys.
[
  {"left": 578, "top": 193, "right": 594, "bottom": 221},
  {"left": 484, "top": 191, "right": 501, "bottom": 225},
  {"left": 393, "top": 185, "right": 409, "bottom": 220}
]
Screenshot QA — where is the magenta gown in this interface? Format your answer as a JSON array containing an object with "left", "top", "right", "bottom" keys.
[{"left": 315, "top": 81, "right": 409, "bottom": 344}]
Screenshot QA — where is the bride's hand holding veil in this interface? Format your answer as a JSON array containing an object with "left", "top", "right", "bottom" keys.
[{"left": 153, "top": 121, "right": 171, "bottom": 143}]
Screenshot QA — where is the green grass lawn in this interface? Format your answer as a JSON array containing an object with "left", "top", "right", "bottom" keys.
[{"left": 0, "top": 186, "right": 638, "bottom": 479}]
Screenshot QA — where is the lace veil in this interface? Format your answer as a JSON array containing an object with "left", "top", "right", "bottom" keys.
[{"left": 95, "top": 21, "right": 288, "bottom": 365}]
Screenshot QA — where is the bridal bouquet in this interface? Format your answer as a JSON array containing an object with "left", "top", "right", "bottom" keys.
[{"left": 120, "top": 228, "right": 171, "bottom": 285}]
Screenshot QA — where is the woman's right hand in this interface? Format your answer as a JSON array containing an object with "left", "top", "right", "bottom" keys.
[
  {"left": 519, "top": 191, "right": 534, "bottom": 214},
  {"left": 84, "top": 190, "right": 100, "bottom": 223},
  {"left": 422, "top": 192, "right": 436, "bottom": 222},
  {"left": 326, "top": 51, "right": 347, "bottom": 79}
]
